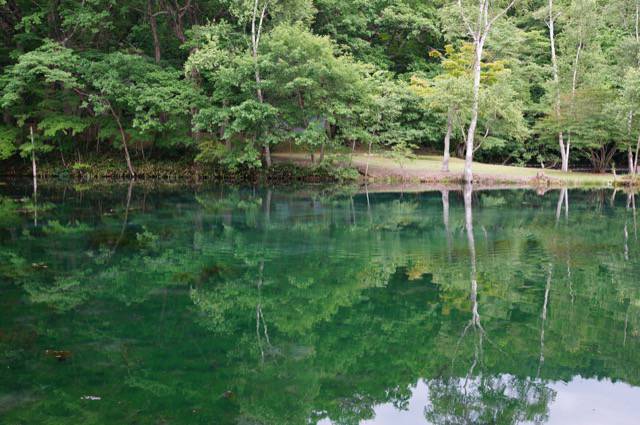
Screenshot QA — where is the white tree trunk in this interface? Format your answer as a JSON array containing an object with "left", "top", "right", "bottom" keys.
[
  {"left": 561, "top": 143, "right": 570, "bottom": 172},
  {"left": 536, "top": 264, "right": 552, "bottom": 378},
  {"left": 564, "top": 42, "right": 582, "bottom": 173},
  {"left": 463, "top": 183, "right": 480, "bottom": 327},
  {"left": 457, "top": 0, "right": 515, "bottom": 183},
  {"left": 464, "top": 39, "right": 484, "bottom": 183},
  {"left": 30, "top": 125, "right": 37, "bottom": 193},
  {"left": 251, "top": 0, "right": 271, "bottom": 168},
  {"left": 442, "top": 190, "right": 452, "bottom": 261},
  {"left": 442, "top": 110, "right": 453, "bottom": 172},
  {"left": 547, "top": 0, "right": 568, "bottom": 172},
  {"left": 634, "top": 133, "right": 640, "bottom": 176}
]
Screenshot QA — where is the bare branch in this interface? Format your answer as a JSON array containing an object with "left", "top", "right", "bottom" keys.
[
  {"left": 256, "top": 0, "right": 270, "bottom": 49},
  {"left": 488, "top": 0, "right": 517, "bottom": 30},
  {"left": 457, "top": 0, "right": 476, "bottom": 38},
  {"left": 251, "top": 0, "right": 259, "bottom": 53},
  {"left": 473, "top": 128, "right": 490, "bottom": 153}
]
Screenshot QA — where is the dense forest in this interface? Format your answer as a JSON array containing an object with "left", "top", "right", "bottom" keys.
[{"left": 2, "top": 0, "right": 640, "bottom": 179}]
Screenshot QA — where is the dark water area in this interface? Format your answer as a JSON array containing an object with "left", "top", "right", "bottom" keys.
[{"left": 1, "top": 181, "right": 639, "bottom": 424}]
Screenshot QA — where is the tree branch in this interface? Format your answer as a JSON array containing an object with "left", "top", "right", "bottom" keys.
[
  {"left": 457, "top": 0, "right": 476, "bottom": 38},
  {"left": 487, "top": 0, "right": 517, "bottom": 30}
]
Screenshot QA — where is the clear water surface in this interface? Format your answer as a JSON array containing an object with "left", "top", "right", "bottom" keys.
[{"left": 1, "top": 182, "right": 639, "bottom": 424}]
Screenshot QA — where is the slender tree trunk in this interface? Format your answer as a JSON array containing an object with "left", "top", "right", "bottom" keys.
[
  {"left": 162, "top": 0, "right": 189, "bottom": 44},
  {"left": 555, "top": 188, "right": 568, "bottom": 224},
  {"left": 633, "top": 194, "right": 638, "bottom": 240},
  {"left": 624, "top": 222, "right": 629, "bottom": 261},
  {"left": 251, "top": 0, "right": 271, "bottom": 168},
  {"left": 457, "top": 0, "right": 516, "bottom": 182},
  {"left": 464, "top": 38, "right": 484, "bottom": 183},
  {"left": 174, "top": 15, "right": 186, "bottom": 43},
  {"left": 442, "top": 110, "right": 453, "bottom": 172},
  {"left": 464, "top": 183, "right": 480, "bottom": 328},
  {"left": 263, "top": 188, "right": 272, "bottom": 226},
  {"left": 627, "top": 110, "right": 634, "bottom": 175},
  {"left": 30, "top": 125, "right": 37, "bottom": 186},
  {"left": 634, "top": 133, "right": 640, "bottom": 176},
  {"left": 564, "top": 41, "right": 582, "bottom": 172},
  {"left": 109, "top": 105, "right": 135, "bottom": 178},
  {"left": 442, "top": 190, "right": 450, "bottom": 232},
  {"left": 536, "top": 264, "right": 552, "bottom": 379},
  {"left": 547, "top": 0, "right": 568, "bottom": 172},
  {"left": 365, "top": 141, "right": 372, "bottom": 179},
  {"left": 562, "top": 140, "right": 570, "bottom": 172},
  {"left": 112, "top": 179, "right": 134, "bottom": 255},
  {"left": 626, "top": 4, "right": 640, "bottom": 177},
  {"left": 148, "top": 0, "right": 161, "bottom": 63},
  {"left": 442, "top": 190, "right": 452, "bottom": 261}
]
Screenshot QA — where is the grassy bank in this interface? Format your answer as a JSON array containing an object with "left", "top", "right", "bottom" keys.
[
  {"left": 274, "top": 152, "right": 636, "bottom": 188},
  {"left": 2, "top": 152, "right": 638, "bottom": 188}
]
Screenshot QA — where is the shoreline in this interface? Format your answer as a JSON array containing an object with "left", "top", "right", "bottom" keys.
[{"left": 2, "top": 152, "right": 638, "bottom": 189}]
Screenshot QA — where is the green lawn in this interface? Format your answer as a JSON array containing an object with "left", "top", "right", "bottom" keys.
[
  {"left": 274, "top": 152, "right": 626, "bottom": 186},
  {"left": 355, "top": 154, "right": 615, "bottom": 182}
]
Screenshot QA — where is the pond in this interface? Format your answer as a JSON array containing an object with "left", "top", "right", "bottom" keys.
[{"left": 1, "top": 182, "right": 639, "bottom": 424}]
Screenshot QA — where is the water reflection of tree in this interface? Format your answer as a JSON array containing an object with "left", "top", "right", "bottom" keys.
[
  {"left": 2, "top": 185, "right": 640, "bottom": 424},
  {"left": 425, "top": 184, "right": 555, "bottom": 425},
  {"left": 425, "top": 374, "right": 554, "bottom": 425}
]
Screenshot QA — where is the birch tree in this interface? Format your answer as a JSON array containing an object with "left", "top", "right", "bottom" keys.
[
  {"left": 456, "top": 0, "right": 517, "bottom": 182},
  {"left": 411, "top": 43, "right": 526, "bottom": 172},
  {"left": 556, "top": 0, "right": 600, "bottom": 171},
  {"left": 411, "top": 69, "right": 470, "bottom": 172},
  {"left": 607, "top": 0, "right": 640, "bottom": 176},
  {"left": 545, "top": 0, "right": 569, "bottom": 171},
  {"left": 250, "top": 0, "right": 271, "bottom": 166},
  {"left": 621, "top": 68, "right": 640, "bottom": 176}
]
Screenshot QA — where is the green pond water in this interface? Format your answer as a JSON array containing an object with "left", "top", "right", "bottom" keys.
[{"left": 1, "top": 182, "right": 640, "bottom": 424}]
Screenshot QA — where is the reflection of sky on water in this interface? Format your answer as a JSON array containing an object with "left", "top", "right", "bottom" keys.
[{"left": 319, "top": 377, "right": 640, "bottom": 425}]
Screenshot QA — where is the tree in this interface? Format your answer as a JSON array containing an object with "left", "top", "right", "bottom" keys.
[
  {"left": 81, "top": 52, "right": 200, "bottom": 176},
  {"left": 0, "top": 40, "right": 82, "bottom": 180},
  {"left": 228, "top": 0, "right": 315, "bottom": 167},
  {"left": 412, "top": 43, "right": 527, "bottom": 172},
  {"left": 411, "top": 46, "right": 472, "bottom": 172},
  {"left": 261, "top": 23, "right": 369, "bottom": 163},
  {"left": 620, "top": 68, "right": 640, "bottom": 175},
  {"left": 455, "top": 0, "right": 517, "bottom": 182},
  {"left": 312, "top": 0, "right": 442, "bottom": 73},
  {"left": 543, "top": 0, "right": 569, "bottom": 171},
  {"left": 554, "top": 0, "right": 601, "bottom": 171}
]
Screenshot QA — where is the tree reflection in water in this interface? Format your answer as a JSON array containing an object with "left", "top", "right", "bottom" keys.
[
  {"left": 425, "top": 184, "right": 555, "bottom": 425},
  {"left": 0, "top": 183, "right": 638, "bottom": 424}
]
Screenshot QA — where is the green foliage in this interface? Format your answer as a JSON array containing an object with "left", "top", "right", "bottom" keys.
[
  {"left": 2, "top": 184, "right": 640, "bottom": 423},
  {"left": 42, "top": 219, "right": 91, "bottom": 234},
  {"left": 83, "top": 52, "right": 200, "bottom": 149},
  {"left": 0, "top": 126, "right": 18, "bottom": 159},
  {"left": 0, "top": 0, "right": 638, "bottom": 174},
  {"left": 412, "top": 43, "right": 528, "bottom": 161}
]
